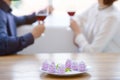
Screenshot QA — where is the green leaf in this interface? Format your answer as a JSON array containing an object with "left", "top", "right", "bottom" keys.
[
  {"left": 65, "top": 68, "right": 71, "bottom": 72},
  {"left": 56, "top": 64, "right": 59, "bottom": 69}
]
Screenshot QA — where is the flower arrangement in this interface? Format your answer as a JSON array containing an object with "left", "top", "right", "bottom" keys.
[{"left": 41, "top": 59, "right": 86, "bottom": 74}]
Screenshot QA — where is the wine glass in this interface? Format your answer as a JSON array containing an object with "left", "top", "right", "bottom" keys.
[
  {"left": 36, "top": 10, "right": 48, "bottom": 37},
  {"left": 36, "top": 11, "right": 48, "bottom": 24},
  {"left": 67, "top": 11, "right": 76, "bottom": 18},
  {"left": 67, "top": 10, "right": 76, "bottom": 31}
]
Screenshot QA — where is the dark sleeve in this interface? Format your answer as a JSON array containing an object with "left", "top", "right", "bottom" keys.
[
  {"left": 0, "top": 12, "right": 34, "bottom": 56},
  {"left": 14, "top": 12, "right": 37, "bottom": 26},
  {"left": 0, "top": 33, "right": 34, "bottom": 56}
]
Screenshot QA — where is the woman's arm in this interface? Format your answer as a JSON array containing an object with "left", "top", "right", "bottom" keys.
[{"left": 75, "top": 16, "right": 120, "bottom": 53}]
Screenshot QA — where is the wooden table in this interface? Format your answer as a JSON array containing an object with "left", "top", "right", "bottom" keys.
[{"left": 0, "top": 53, "right": 120, "bottom": 80}]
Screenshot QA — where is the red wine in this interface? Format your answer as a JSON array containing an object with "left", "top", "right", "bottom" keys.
[
  {"left": 67, "top": 11, "right": 75, "bottom": 16},
  {"left": 36, "top": 15, "right": 47, "bottom": 21}
]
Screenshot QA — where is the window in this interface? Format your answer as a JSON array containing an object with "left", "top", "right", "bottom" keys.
[{"left": 12, "top": 0, "right": 120, "bottom": 15}]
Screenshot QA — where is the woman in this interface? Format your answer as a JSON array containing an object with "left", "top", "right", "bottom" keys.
[{"left": 70, "top": 0, "right": 120, "bottom": 53}]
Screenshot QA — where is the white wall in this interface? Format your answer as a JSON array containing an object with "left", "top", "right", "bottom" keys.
[
  {"left": 14, "top": 0, "right": 120, "bottom": 15},
  {"left": 18, "top": 15, "right": 78, "bottom": 54}
]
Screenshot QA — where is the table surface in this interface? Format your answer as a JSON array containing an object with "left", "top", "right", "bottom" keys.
[{"left": 0, "top": 53, "right": 120, "bottom": 80}]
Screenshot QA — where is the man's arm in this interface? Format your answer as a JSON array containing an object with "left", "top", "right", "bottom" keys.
[
  {"left": 14, "top": 13, "right": 36, "bottom": 26},
  {"left": 0, "top": 13, "right": 34, "bottom": 55}
]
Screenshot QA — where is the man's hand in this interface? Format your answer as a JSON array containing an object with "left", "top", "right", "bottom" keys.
[
  {"left": 37, "top": 5, "right": 54, "bottom": 15},
  {"left": 31, "top": 24, "right": 45, "bottom": 39},
  {"left": 47, "top": 5, "right": 54, "bottom": 14}
]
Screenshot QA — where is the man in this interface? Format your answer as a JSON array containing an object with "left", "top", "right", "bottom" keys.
[{"left": 0, "top": 0, "right": 51, "bottom": 55}]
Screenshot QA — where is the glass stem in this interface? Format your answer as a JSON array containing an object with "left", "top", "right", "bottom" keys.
[{"left": 38, "top": 21, "right": 44, "bottom": 24}]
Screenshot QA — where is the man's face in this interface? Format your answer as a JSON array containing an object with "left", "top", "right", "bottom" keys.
[
  {"left": 3, "top": 0, "right": 12, "bottom": 6},
  {"left": 11, "top": 0, "right": 20, "bottom": 1},
  {"left": 4, "top": 0, "right": 20, "bottom": 6}
]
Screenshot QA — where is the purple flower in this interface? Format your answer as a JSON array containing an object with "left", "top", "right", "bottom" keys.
[
  {"left": 42, "top": 61, "right": 49, "bottom": 71},
  {"left": 78, "top": 61, "right": 86, "bottom": 72},
  {"left": 48, "top": 62, "right": 56, "bottom": 73},
  {"left": 65, "top": 59, "right": 72, "bottom": 69},
  {"left": 56, "top": 64, "right": 65, "bottom": 74},
  {"left": 71, "top": 61, "right": 78, "bottom": 71}
]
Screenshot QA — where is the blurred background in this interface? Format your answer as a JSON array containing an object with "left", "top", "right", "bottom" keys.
[
  {"left": 11, "top": 0, "right": 120, "bottom": 16},
  {"left": 11, "top": 0, "right": 120, "bottom": 53}
]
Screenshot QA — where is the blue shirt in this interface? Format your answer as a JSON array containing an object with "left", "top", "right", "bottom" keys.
[{"left": 0, "top": 0, "right": 36, "bottom": 55}]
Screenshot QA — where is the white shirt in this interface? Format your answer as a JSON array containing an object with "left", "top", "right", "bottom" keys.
[{"left": 74, "top": 4, "right": 120, "bottom": 53}]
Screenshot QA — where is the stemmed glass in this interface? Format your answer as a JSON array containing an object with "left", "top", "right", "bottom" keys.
[
  {"left": 67, "top": 10, "right": 76, "bottom": 30},
  {"left": 36, "top": 11, "right": 48, "bottom": 24},
  {"left": 35, "top": 10, "right": 48, "bottom": 37},
  {"left": 67, "top": 11, "right": 76, "bottom": 18}
]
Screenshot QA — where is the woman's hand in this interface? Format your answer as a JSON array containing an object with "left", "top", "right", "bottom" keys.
[
  {"left": 70, "top": 19, "right": 81, "bottom": 36},
  {"left": 73, "top": 35, "right": 79, "bottom": 47},
  {"left": 70, "top": 19, "right": 81, "bottom": 47}
]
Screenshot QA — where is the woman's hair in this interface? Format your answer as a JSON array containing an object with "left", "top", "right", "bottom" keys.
[{"left": 103, "top": 0, "right": 117, "bottom": 6}]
